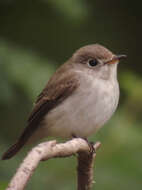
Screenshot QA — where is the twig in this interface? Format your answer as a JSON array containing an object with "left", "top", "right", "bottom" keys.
[{"left": 6, "top": 138, "right": 101, "bottom": 190}]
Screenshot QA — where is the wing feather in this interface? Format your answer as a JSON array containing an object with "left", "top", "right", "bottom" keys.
[{"left": 2, "top": 63, "right": 79, "bottom": 159}]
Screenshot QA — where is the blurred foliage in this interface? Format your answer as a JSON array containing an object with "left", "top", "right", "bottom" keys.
[
  {"left": 0, "top": 0, "right": 142, "bottom": 190},
  {"left": 44, "top": 0, "right": 89, "bottom": 21}
]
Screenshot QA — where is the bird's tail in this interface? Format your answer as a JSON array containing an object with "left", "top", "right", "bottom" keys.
[
  {"left": 2, "top": 114, "right": 44, "bottom": 160},
  {"left": 2, "top": 140, "right": 25, "bottom": 160}
]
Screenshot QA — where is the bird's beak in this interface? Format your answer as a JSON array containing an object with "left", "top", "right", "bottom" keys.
[{"left": 105, "top": 54, "right": 127, "bottom": 64}]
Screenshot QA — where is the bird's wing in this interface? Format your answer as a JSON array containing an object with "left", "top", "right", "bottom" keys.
[
  {"left": 28, "top": 72, "right": 79, "bottom": 130},
  {"left": 2, "top": 64, "right": 79, "bottom": 159}
]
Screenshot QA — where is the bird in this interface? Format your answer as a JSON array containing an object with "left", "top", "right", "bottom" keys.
[{"left": 2, "top": 44, "right": 126, "bottom": 160}]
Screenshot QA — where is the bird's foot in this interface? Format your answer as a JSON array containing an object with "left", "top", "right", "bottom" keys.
[
  {"left": 83, "top": 138, "right": 96, "bottom": 155},
  {"left": 72, "top": 134, "right": 95, "bottom": 154}
]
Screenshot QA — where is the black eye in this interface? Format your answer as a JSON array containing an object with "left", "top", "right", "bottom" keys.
[{"left": 88, "top": 59, "right": 98, "bottom": 67}]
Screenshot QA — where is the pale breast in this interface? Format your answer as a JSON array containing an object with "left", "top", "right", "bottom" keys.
[{"left": 43, "top": 72, "right": 119, "bottom": 138}]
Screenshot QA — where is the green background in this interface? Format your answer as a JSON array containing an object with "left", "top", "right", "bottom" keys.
[{"left": 0, "top": 0, "right": 142, "bottom": 189}]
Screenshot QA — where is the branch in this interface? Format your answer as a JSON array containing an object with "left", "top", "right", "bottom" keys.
[
  {"left": 6, "top": 138, "right": 101, "bottom": 190},
  {"left": 77, "top": 142, "right": 100, "bottom": 190}
]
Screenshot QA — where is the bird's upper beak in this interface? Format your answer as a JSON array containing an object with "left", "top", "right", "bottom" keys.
[{"left": 105, "top": 54, "right": 127, "bottom": 64}]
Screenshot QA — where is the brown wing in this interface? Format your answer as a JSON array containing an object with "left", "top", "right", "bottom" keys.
[{"left": 2, "top": 63, "right": 79, "bottom": 159}]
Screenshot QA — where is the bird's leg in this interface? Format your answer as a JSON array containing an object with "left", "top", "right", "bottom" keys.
[
  {"left": 83, "top": 138, "right": 96, "bottom": 155},
  {"left": 72, "top": 134, "right": 95, "bottom": 154}
]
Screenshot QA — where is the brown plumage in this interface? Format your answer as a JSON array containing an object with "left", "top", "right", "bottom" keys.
[
  {"left": 2, "top": 63, "right": 79, "bottom": 160},
  {"left": 2, "top": 44, "right": 125, "bottom": 160}
]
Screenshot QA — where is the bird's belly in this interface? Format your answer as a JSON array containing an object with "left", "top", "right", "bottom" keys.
[{"left": 43, "top": 80, "right": 119, "bottom": 138}]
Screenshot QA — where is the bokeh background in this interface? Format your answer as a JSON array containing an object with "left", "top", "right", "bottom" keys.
[{"left": 0, "top": 0, "right": 142, "bottom": 190}]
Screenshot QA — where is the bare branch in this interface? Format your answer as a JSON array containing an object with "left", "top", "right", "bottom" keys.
[
  {"left": 77, "top": 142, "right": 101, "bottom": 190},
  {"left": 6, "top": 138, "right": 101, "bottom": 190}
]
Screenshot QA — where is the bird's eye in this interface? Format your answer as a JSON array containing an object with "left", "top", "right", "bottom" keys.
[{"left": 88, "top": 59, "right": 98, "bottom": 67}]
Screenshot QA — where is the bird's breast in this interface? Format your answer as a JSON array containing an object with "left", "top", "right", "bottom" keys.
[{"left": 44, "top": 75, "right": 119, "bottom": 138}]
